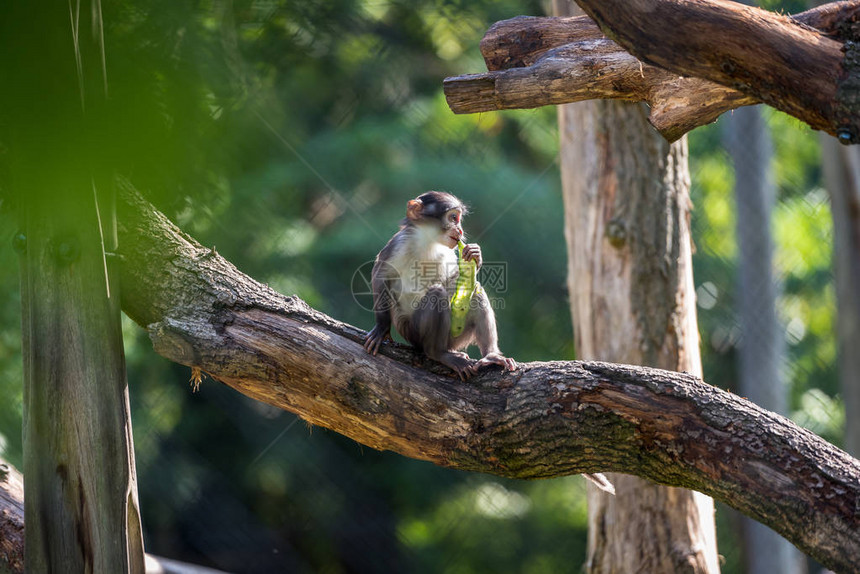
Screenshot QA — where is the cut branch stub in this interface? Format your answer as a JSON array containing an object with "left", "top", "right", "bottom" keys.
[{"left": 479, "top": 15, "right": 605, "bottom": 70}]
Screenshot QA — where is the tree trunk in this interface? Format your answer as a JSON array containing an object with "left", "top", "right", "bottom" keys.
[
  {"left": 2, "top": 2, "right": 145, "bottom": 571},
  {"left": 725, "top": 105, "right": 806, "bottom": 574},
  {"left": 558, "top": 97, "right": 720, "bottom": 574},
  {"left": 18, "top": 180, "right": 145, "bottom": 574},
  {"left": 555, "top": 3, "right": 720, "bottom": 568},
  {"left": 819, "top": 137, "right": 860, "bottom": 457}
]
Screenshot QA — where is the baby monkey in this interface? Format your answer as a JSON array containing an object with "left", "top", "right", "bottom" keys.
[{"left": 364, "top": 191, "right": 517, "bottom": 380}]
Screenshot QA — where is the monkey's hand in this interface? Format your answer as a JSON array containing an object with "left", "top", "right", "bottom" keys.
[
  {"left": 364, "top": 324, "right": 392, "bottom": 355},
  {"left": 462, "top": 243, "right": 482, "bottom": 269},
  {"left": 474, "top": 352, "right": 517, "bottom": 372}
]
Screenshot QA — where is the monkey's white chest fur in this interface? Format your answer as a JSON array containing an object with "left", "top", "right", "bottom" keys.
[{"left": 389, "top": 226, "right": 458, "bottom": 314}]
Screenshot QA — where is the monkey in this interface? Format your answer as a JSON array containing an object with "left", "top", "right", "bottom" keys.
[
  {"left": 363, "top": 191, "right": 517, "bottom": 380},
  {"left": 362, "top": 192, "right": 614, "bottom": 494}
]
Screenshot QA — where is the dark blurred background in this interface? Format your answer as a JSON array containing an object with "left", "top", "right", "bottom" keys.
[{"left": 0, "top": 1, "right": 841, "bottom": 572}]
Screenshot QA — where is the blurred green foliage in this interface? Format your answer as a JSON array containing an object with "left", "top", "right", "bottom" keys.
[{"left": 0, "top": 1, "right": 843, "bottom": 572}]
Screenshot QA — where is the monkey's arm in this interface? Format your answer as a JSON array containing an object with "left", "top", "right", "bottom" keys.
[{"left": 364, "top": 264, "right": 394, "bottom": 355}]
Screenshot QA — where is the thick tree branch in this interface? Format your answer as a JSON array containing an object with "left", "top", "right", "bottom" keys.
[
  {"left": 478, "top": 7, "right": 856, "bottom": 73},
  {"left": 444, "top": 2, "right": 860, "bottom": 141},
  {"left": 113, "top": 183, "right": 860, "bottom": 572},
  {"left": 573, "top": 0, "right": 855, "bottom": 140}
]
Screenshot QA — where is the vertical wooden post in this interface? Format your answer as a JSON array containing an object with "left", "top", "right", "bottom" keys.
[
  {"left": 725, "top": 106, "right": 805, "bottom": 574},
  {"left": 819, "top": 137, "right": 860, "bottom": 458},
  {"left": 3, "top": 1, "right": 145, "bottom": 571},
  {"left": 19, "top": 183, "right": 144, "bottom": 573}
]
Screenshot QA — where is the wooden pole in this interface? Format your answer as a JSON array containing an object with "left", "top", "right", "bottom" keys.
[{"left": 3, "top": 1, "right": 145, "bottom": 571}]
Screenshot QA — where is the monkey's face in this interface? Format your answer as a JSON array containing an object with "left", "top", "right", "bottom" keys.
[
  {"left": 406, "top": 193, "right": 466, "bottom": 249},
  {"left": 441, "top": 208, "right": 464, "bottom": 248}
]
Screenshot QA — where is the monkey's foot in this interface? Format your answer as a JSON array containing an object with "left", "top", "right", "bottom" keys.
[
  {"left": 437, "top": 352, "right": 479, "bottom": 381},
  {"left": 363, "top": 326, "right": 392, "bottom": 356},
  {"left": 475, "top": 352, "right": 517, "bottom": 372}
]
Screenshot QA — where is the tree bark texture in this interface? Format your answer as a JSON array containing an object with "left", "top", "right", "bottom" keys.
[
  {"left": 725, "top": 105, "right": 805, "bottom": 574},
  {"left": 552, "top": 15, "right": 719, "bottom": 563},
  {"left": 444, "top": 1, "right": 860, "bottom": 141},
  {"left": 819, "top": 136, "right": 860, "bottom": 457},
  {"left": 112, "top": 182, "right": 860, "bottom": 573},
  {"left": 2, "top": 2, "right": 145, "bottom": 572}
]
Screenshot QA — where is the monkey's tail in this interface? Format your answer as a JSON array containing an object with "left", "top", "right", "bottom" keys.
[{"left": 583, "top": 473, "right": 616, "bottom": 495}]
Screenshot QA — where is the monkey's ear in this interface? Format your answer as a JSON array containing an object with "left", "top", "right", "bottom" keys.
[{"left": 406, "top": 199, "right": 423, "bottom": 221}]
